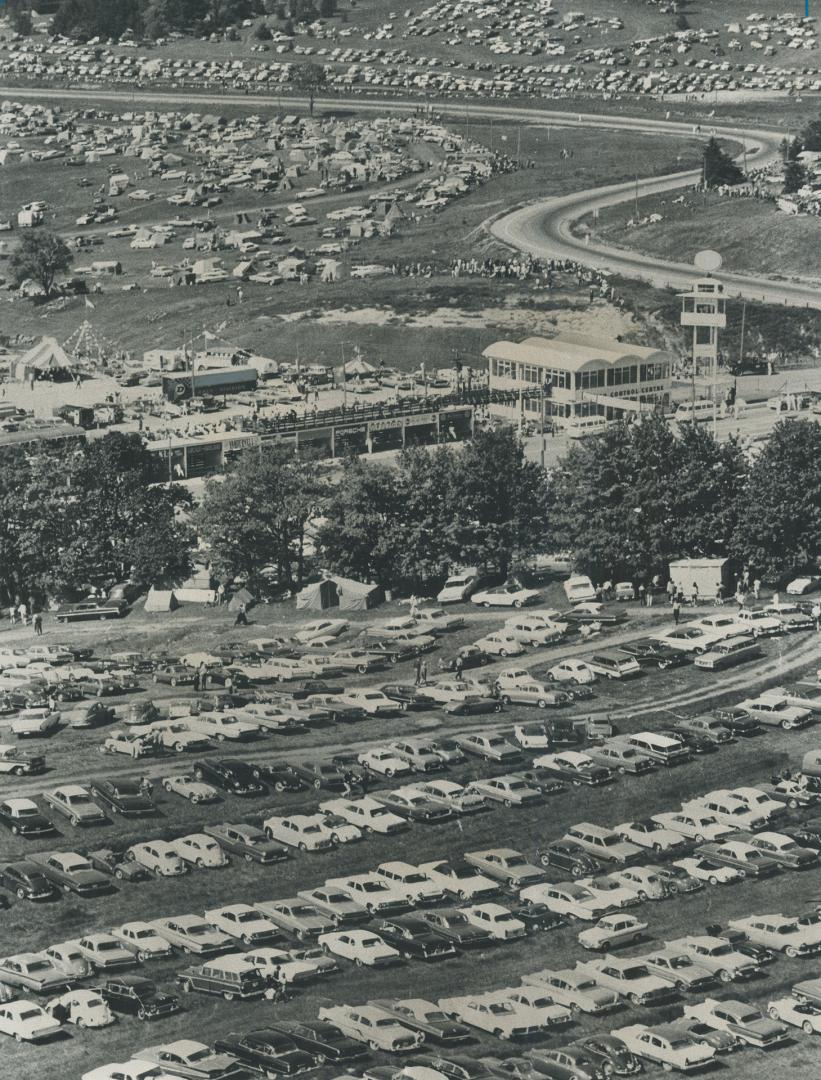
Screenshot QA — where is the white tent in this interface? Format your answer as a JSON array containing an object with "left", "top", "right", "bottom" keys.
[{"left": 14, "top": 337, "right": 74, "bottom": 381}]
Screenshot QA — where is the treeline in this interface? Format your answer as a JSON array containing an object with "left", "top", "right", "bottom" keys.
[
  {"left": 3, "top": 416, "right": 820, "bottom": 606},
  {"left": 51, "top": 0, "right": 262, "bottom": 41}
]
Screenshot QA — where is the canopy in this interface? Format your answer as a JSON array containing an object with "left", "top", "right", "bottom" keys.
[{"left": 15, "top": 337, "right": 74, "bottom": 381}]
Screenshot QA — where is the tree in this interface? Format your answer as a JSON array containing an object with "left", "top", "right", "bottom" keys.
[
  {"left": 547, "top": 414, "right": 747, "bottom": 583},
  {"left": 781, "top": 135, "right": 802, "bottom": 161},
  {"left": 783, "top": 159, "right": 807, "bottom": 195},
  {"left": 291, "top": 61, "right": 327, "bottom": 115},
  {"left": 196, "top": 447, "right": 326, "bottom": 591},
  {"left": 7, "top": 0, "right": 34, "bottom": 34},
  {"left": 734, "top": 420, "right": 821, "bottom": 581},
  {"left": 702, "top": 137, "right": 744, "bottom": 187},
  {"left": 318, "top": 0, "right": 336, "bottom": 16},
  {"left": 675, "top": 13, "right": 689, "bottom": 30},
  {"left": 254, "top": 20, "right": 273, "bottom": 37},
  {"left": 10, "top": 231, "right": 73, "bottom": 297},
  {"left": 49, "top": 433, "right": 193, "bottom": 594},
  {"left": 315, "top": 457, "right": 403, "bottom": 586}
]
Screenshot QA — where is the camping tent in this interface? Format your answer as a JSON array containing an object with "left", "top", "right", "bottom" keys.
[
  {"left": 296, "top": 575, "right": 384, "bottom": 611},
  {"left": 228, "top": 587, "right": 255, "bottom": 611},
  {"left": 144, "top": 588, "right": 178, "bottom": 612}
]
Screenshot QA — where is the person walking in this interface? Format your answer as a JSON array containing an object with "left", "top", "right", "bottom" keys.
[
  {"left": 813, "top": 601, "right": 821, "bottom": 632},
  {"left": 666, "top": 579, "right": 675, "bottom": 605},
  {"left": 193, "top": 668, "right": 201, "bottom": 692},
  {"left": 454, "top": 655, "right": 464, "bottom": 680},
  {"left": 420, "top": 660, "right": 428, "bottom": 686},
  {"left": 17, "top": 601, "right": 27, "bottom": 626},
  {"left": 234, "top": 602, "right": 248, "bottom": 627},
  {"left": 8, "top": 604, "right": 15, "bottom": 626},
  {"left": 414, "top": 656, "right": 423, "bottom": 686},
  {"left": 753, "top": 578, "right": 761, "bottom": 600},
  {"left": 216, "top": 582, "right": 225, "bottom": 605},
  {"left": 672, "top": 599, "right": 681, "bottom": 625},
  {"left": 690, "top": 582, "right": 698, "bottom": 607},
  {"left": 33, "top": 613, "right": 43, "bottom": 636}
]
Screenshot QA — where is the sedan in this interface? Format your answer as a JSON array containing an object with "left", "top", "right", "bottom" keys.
[
  {"left": 471, "top": 585, "right": 541, "bottom": 608},
  {"left": 213, "top": 1029, "right": 320, "bottom": 1076}
]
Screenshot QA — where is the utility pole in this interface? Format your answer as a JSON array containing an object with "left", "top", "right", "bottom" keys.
[
  {"left": 634, "top": 175, "right": 639, "bottom": 219},
  {"left": 516, "top": 125, "right": 522, "bottom": 163},
  {"left": 738, "top": 300, "right": 747, "bottom": 369}
]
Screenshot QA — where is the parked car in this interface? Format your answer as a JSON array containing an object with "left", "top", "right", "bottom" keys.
[
  {"left": 0, "top": 798, "right": 53, "bottom": 837},
  {"left": 96, "top": 976, "right": 180, "bottom": 1020},
  {"left": 204, "top": 822, "right": 288, "bottom": 864},
  {"left": 192, "top": 758, "right": 265, "bottom": 796},
  {"left": 90, "top": 778, "right": 155, "bottom": 817}
]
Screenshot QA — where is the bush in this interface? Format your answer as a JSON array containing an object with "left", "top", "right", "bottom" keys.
[{"left": 254, "top": 20, "right": 273, "bottom": 37}]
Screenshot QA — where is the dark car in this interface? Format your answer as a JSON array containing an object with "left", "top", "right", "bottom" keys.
[
  {"left": 658, "top": 727, "right": 716, "bottom": 755},
  {"left": 50, "top": 682, "right": 84, "bottom": 704},
  {"left": 152, "top": 664, "right": 195, "bottom": 687},
  {"left": 90, "top": 778, "right": 155, "bottom": 816},
  {"left": 376, "top": 916, "right": 458, "bottom": 960},
  {"left": 712, "top": 707, "right": 761, "bottom": 736},
  {"left": 74, "top": 675, "right": 131, "bottom": 698},
  {"left": 376, "top": 790, "right": 453, "bottom": 824},
  {"left": 410, "top": 1054, "right": 492, "bottom": 1080},
  {"left": 567, "top": 1037, "right": 642, "bottom": 1077},
  {"left": 379, "top": 684, "right": 431, "bottom": 710},
  {"left": 249, "top": 761, "right": 304, "bottom": 793},
  {"left": 438, "top": 646, "right": 491, "bottom": 673},
  {"left": 275, "top": 680, "right": 345, "bottom": 700},
  {"left": 536, "top": 840, "right": 601, "bottom": 876},
  {"left": 214, "top": 1029, "right": 319, "bottom": 1075},
  {"left": 561, "top": 606, "right": 627, "bottom": 627},
  {"left": 204, "top": 823, "right": 289, "bottom": 864},
  {"left": 705, "top": 923, "right": 775, "bottom": 966},
  {"left": 0, "top": 799, "right": 54, "bottom": 837},
  {"left": 790, "top": 817, "right": 821, "bottom": 849},
  {"left": 418, "top": 909, "right": 493, "bottom": 948},
  {"left": 517, "top": 769, "right": 566, "bottom": 798},
  {"left": 266, "top": 1019, "right": 368, "bottom": 1063},
  {"left": 87, "top": 848, "right": 151, "bottom": 882},
  {"left": 97, "top": 975, "right": 180, "bottom": 1020},
  {"left": 617, "top": 639, "right": 687, "bottom": 670},
  {"left": 358, "top": 638, "right": 424, "bottom": 664},
  {"left": 203, "top": 667, "right": 252, "bottom": 690},
  {"left": 508, "top": 899, "right": 564, "bottom": 933},
  {"left": 192, "top": 758, "right": 266, "bottom": 796},
  {"left": 55, "top": 598, "right": 127, "bottom": 623},
  {"left": 0, "top": 861, "right": 56, "bottom": 901},
  {"left": 545, "top": 719, "right": 583, "bottom": 747},
  {"left": 287, "top": 761, "right": 349, "bottom": 791}
]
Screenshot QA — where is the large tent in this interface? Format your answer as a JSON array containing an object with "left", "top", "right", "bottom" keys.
[
  {"left": 14, "top": 337, "right": 75, "bottom": 382},
  {"left": 296, "top": 575, "right": 384, "bottom": 611}
]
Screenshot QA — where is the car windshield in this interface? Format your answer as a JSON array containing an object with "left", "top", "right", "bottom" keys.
[
  {"left": 26, "top": 960, "right": 51, "bottom": 972},
  {"left": 14, "top": 807, "right": 38, "bottom": 817},
  {"left": 622, "top": 966, "right": 648, "bottom": 979},
  {"left": 187, "top": 1049, "right": 211, "bottom": 1062},
  {"left": 18, "top": 1009, "right": 41, "bottom": 1020}
]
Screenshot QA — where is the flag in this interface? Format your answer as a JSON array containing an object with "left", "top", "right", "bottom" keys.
[{"left": 85, "top": 297, "right": 95, "bottom": 309}]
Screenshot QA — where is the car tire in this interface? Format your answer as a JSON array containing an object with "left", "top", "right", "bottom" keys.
[
  {"left": 385, "top": 768, "right": 394, "bottom": 777},
  {"left": 216, "top": 733, "right": 226, "bottom": 742},
  {"left": 788, "top": 797, "right": 799, "bottom": 809},
  {"left": 539, "top": 853, "right": 551, "bottom": 868},
  {"left": 501, "top": 695, "right": 512, "bottom": 706},
  {"left": 571, "top": 865, "right": 583, "bottom": 877},
  {"left": 768, "top": 1006, "right": 780, "bottom": 1020},
  {"left": 637, "top": 890, "right": 648, "bottom": 901},
  {"left": 222, "top": 991, "right": 234, "bottom": 1001},
  {"left": 15, "top": 887, "right": 26, "bottom": 900},
  {"left": 69, "top": 815, "right": 79, "bottom": 826},
  {"left": 802, "top": 1020, "right": 814, "bottom": 1035},
  {"left": 10, "top": 825, "right": 19, "bottom": 836},
  {"left": 194, "top": 768, "right": 204, "bottom": 781},
  {"left": 786, "top": 945, "right": 798, "bottom": 958},
  {"left": 298, "top": 842, "right": 307, "bottom": 852},
  {"left": 718, "top": 969, "right": 732, "bottom": 983}
]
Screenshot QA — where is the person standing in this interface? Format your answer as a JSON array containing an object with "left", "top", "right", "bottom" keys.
[
  {"left": 414, "top": 656, "right": 423, "bottom": 686},
  {"left": 33, "top": 613, "right": 42, "bottom": 636},
  {"left": 666, "top": 579, "right": 676, "bottom": 605},
  {"left": 672, "top": 599, "right": 681, "bottom": 625},
  {"left": 216, "top": 582, "right": 225, "bottom": 605},
  {"left": 454, "top": 655, "right": 464, "bottom": 680},
  {"left": 753, "top": 578, "right": 761, "bottom": 600},
  {"left": 690, "top": 582, "right": 698, "bottom": 607},
  {"left": 813, "top": 601, "right": 821, "bottom": 632},
  {"left": 17, "top": 601, "right": 27, "bottom": 626},
  {"left": 420, "top": 660, "right": 428, "bottom": 686}
]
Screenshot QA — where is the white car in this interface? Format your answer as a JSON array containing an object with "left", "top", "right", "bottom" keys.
[
  {"left": 671, "top": 936, "right": 759, "bottom": 981},
  {"left": 504, "top": 619, "right": 564, "bottom": 647},
  {"left": 320, "top": 812, "right": 362, "bottom": 844},
  {"left": 521, "top": 882, "right": 611, "bottom": 922},
  {"left": 375, "top": 861, "right": 447, "bottom": 904},
  {"left": 127, "top": 842, "right": 187, "bottom": 877},
  {"left": 471, "top": 584, "right": 541, "bottom": 608},
  {"left": 683, "top": 791, "right": 769, "bottom": 831},
  {"left": 728, "top": 914, "right": 821, "bottom": 956},
  {"left": 547, "top": 658, "right": 596, "bottom": 684},
  {"left": 608, "top": 867, "right": 669, "bottom": 901},
  {"left": 736, "top": 609, "right": 783, "bottom": 637},
  {"left": 682, "top": 998, "right": 788, "bottom": 1047},
  {"left": 73, "top": 933, "right": 137, "bottom": 971},
  {"left": 578, "top": 914, "right": 648, "bottom": 951},
  {"left": 82, "top": 1060, "right": 178, "bottom": 1080},
  {"left": 161, "top": 775, "right": 220, "bottom": 803},
  {"left": 44, "top": 942, "right": 92, "bottom": 980},
  {"left": 520, "top": 968, "right": 620, "bottom": 1014},
  {"left": 203, "top": 905, "right": 279, "bottom": 945},
  {"left": 613, "top": 1023, "right": 715, "bottom": 1072},
  {"left": 344, "top": 689, "right": 399, "bottom": 716},
  {"left": 786, "top": 576, "right": 821, "bottom": 595},
  {"left": 370, "top": 617, "right": 419, "bottom": 637},
  {"left": 264, "top": 814, "right": 336, "bottom": 852},
  {"left": 767, "top": 995, "right": 821, "bottom": 1034},
  {"left": 46, "top": 989, "right": 114, "bottom": 1028},
  {"left": 317, "top": 929, "right": 401, "bottom": 967},
  {"left": 413, "top": 779, "right": 488, "bottom": 814},
  {"left": 325, "top": 872, "right": 409, "bottom": 914},
  {"left": 655, "top": 626, "right": 725, "bottom": 653},
  {"left": 418, "top": 859, "right": 500, "bottom": 902},
  {"left": 575, "top": 956, "right": 674, "bottom": 1006},
  {"left": 495, "top": 667, "right": 539, "bottom": 689},
  {"left": 461, "top": 903, "right": 526, "bottom": 941},
  {"left": 472, "top": 632, "right": 526, "bottom": 657},
  {"left": 438, "top": 992, "right": 539, "bottom": 1038},
  {"left": 672, "top": 857, "right": 743, "bottom": 886},
  {"left": 293, "top": 619, "right": 349, "bottom": 642},
  {"left": 110, "top": 922, "right": 173, "bottom": 961},
  {"left": 318, "top": 796, "right": 409, "bottom": 835},
  {"left": 413, "top": 609, "right": 465, "bottom": 633},
  {"left": 437, "top": 570, "right": 481, "bottom": 604},
  {"left": 577, "top": 876, "right": 641, "bottom": 909},
  {"left": 615, "top": 819, "right": 690, "bottom": 854},
  {"left": 0, "top": 999, "right": 62, "bottom": 1041},
  {"left": 499, "top": 988, "right": 571, "bottom": 1030},
  {"left": 357, "top": 748, "right": 414, "bottom": 777},
  {"left": 513, "top": 723, "right": 552, "bottom": 750},
  {"left": 241, "top": 947, "right": 316, "bottom": 986},
  {"left": 318, "top": 1004, "right": 421, "bottom": 1049},
  {"left": 690, "top": 614, "right": 747, "bottom": 640},
  {"left": 185, "top": 713, "right": 259, "bottom": 741},
  {"left": 168, "top": 834, "right": 228, "bottom": 868},
  {"left": 652, "top": 811, "right": 735, "bottom": 843}
]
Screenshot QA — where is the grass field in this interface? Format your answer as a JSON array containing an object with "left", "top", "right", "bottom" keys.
[
  {"left": 1, "top": 121, "right": 709, "bottom": 366},
  {"left": 0, "top": 588, "right": 819, "bottom": 1080},
  {"left": 581, "top": 190, "right": 821, "bottom": 282}
]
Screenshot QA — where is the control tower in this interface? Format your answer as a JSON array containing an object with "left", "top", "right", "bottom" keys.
[{"left": 679, "top": 250, "right": 727, "bottom": 371}]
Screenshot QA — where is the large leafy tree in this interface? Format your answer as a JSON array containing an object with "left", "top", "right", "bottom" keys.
[
  {"left": 735, "top": 420, "right": 821, "bottom": 580},
  {"left": 196, "top": 447, "right": 326, "bottom": 591},
  {"left": 291, "top": 62, "right": 327, "bottom": 116},
  {"left": 548, "top": 414, "right": 747, "bottom": 582},
  {"left": 10, "top": 231, "right": 73, "bottom": 297}
]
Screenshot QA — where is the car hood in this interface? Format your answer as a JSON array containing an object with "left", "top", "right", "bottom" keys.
[{"left": 73, "top": 868, "right": 110, "bottom": 886}]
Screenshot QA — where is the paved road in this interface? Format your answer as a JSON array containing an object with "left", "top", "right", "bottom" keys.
[{"left": 3, "top": 84, "right": 808, "bottom": 303}]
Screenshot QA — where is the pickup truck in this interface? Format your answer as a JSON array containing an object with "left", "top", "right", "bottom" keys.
[
  {"left": 27, "top": 851, "right": 110, "bottom": 896},
  {"left": 204, "top": 822, "right": 288, "bottom": 864},
  {"left": 43, "top": 785, "right": 106, "bottom": 826}
]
